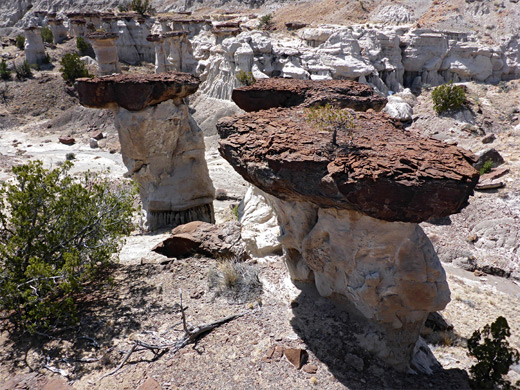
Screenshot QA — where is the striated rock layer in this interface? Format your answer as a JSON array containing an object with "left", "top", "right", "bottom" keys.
[
  {"left": 232, "top": 78, "right": 388, "bottom": 113},
  {"left": 77, "top": 72, "right": 214, "bottom": 230},
  {"left": 218, "top": 107, "right": 478, "bottom": 223},
  {"left": 217, "top": 80, "right": 479, "bottom": 372}
]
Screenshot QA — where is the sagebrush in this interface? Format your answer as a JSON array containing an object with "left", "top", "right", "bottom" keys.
[
  {"left": 431, "top": 81, "right": 466, "bottom": 114},
  {"left": 236, "top": 70, "right": 256, "bottom": 86},
  {"left": 306, "top": 103, "right": 355, "bottom": 146},
  {"left": 0, "top": 60, "right": 10, "bottom": 81},
  {"left": 15, "top": 35, "right": 25, "bottom": 50},
  {"left": 14, "top": 60, "right": 32, "bottom": 80},
  {"left": 0, "top": 161, "right": 136, "bottom": 332}
]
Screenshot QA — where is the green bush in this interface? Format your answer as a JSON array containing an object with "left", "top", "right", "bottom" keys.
[
  {"left": 76, "top": 36, "right": 90, "bottom": 55},
  {"left": 235, "top": 70, "right": 256, "bottom": 86},
  {"left": 467, "top": 316, "right": 520, "bottom": 389},
  {"left": 431, "top": 81, "right": 466, "bottom": 114},
  {"left": 306, "top": 103, "right": 355, "bottom": 146},
  {"left": 130, "top": 0, "right": 151, "bottom": 16},
  {"left": 15, "top": 35, "right": 25, "bottom": 50},
  {"left": 14, "top": 60, "right": 32, "bottom": 80},
  {"left": 479, "top": 159, "right": 494, "bottom": 175},
  {"left": 257, "top": 13, "right": 273, "bottom": 30},
  {"left": 0, "top": 161, "right": 136, "bottom": 332},
  {"left": 40, "top": 26, "right": 53, "bottom": 44},
  {"left": 0, "top": 60, "right": 11, "bottom": 81},
  {"left": 60, "top": 53, "right": 91, "bottom": 82}
]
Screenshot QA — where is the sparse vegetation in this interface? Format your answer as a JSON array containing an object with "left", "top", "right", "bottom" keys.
[
  {"left": 60, "top": 53, "right": 91, "bottom": 82},
  {"left": 0, "top": 83, "right": 10, "bottom": 104},
  {"left": 40, "top": 26, "right": 53, "bottom": 44},
  {"left": 306, "top": 103, "right": 355, "bottom": 146},
  {"left": 15, "top": 35, "right": 25, "bottom": 50},
  {"left": 235, "top": 70, "right": 256, "bottom": 86},
  {"left": 232, "top": 204, "right": 240, "bottom": 220},
  {"left": 0, "top": 161, "right": 136, "bottom": 332},
  {"left": 431, "top": 81, "right": 466, "bottom": 114},
  {"left": 76, "top": 36, "right": 90, "bottom": 55},
  {"left": 14, "top": 60, "right": 32, "bottom": 80},
  {"left": 66, "top": 152, "right": 76, "bottom": 161},
  {"left": 479, "top": 159, "right": 494, "bottom": 175},
  {"left": 467, "top": 316, "right": 519, "bottom": 390},
  {"left": 0, "top": 60, "right": 11, "bottom": 80},
  {"left": 258, "top": 13, "right": 273, "bottom": 30},
  {"left": 208, "top": 259, "right": 262, "bottom": 304},
  {"left": 130, "top": 0, "right": 152, "bottom": 16}
]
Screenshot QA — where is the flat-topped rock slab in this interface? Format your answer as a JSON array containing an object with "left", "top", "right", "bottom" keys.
[
  {"left": 218, "top": 107, "right": 479, "bottom": 223},
  {"left": 76, "top": 72, "right": 200, "bottom": 111},
  {"left": 231, "top": 78, "right": 388, "bottom": 112}
]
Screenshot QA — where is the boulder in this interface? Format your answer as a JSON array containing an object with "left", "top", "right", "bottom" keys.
[{"left": 231, "top": 78, "right": 387, "bottom": 113}]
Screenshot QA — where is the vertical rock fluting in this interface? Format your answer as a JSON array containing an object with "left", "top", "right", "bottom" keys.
[
  {"left": 87, "top": 32, "right": 120, "bottom": 76},
  {"left": 23, "top": 26, "right": 46, "bottom": 65},
  {"left": 76, "top": 73, "right": 215, "bottom": 230},
  {"left": 217, "top": 79, "right": 479, "bottom": 372}
]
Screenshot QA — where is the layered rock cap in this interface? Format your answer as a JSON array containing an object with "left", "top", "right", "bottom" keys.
[
  {"left": 218, "top": 107, "right": 479, "bottom": 223},
  {"left": 76, "top": 72, "right": 200, "bottom": 111},
  {"left": 231, "top": 78, "right": 388, "bottom": 113}
]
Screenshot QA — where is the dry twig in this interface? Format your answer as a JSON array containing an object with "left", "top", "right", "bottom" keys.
[{"left": 100, "top": 290, "right": 250, "bottom": 380}]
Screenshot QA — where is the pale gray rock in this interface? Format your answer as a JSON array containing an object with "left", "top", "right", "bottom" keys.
[
  {"left": 383, "top": 95, "right": 413, "bottom": 121},
  {"left": 23, "top": 27, "right": 46, "bottom": 65}
]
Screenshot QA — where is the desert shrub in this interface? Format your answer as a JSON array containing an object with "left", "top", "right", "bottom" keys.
[
  {"left": 130, "top": 0, "right": 152, "bottom": 16},
  {"left": 42, "top": 53, "right": 51, "bottom": 65},
  {"left": 76, "top": 36, "right": 90, "bottom": 55},
  {"left": 235, "top": 70, "right": 256, "bottom": 86},
  {"left": 0, "top": 161, "right": 136, "bottom": 332},
  {"left": 0, "top": 83, "right": 10, "bottom": 104},
  {"left": 14, "top": 60, "right": 32, "bottom": 80},
  {"left": 60, "top": 53, "right": 91, "bottom": 82},
  {"left": 15, "top": 35, "right": 25, "bottom": 50},
  {"left": 65, "top": 152, "right": 76, "bottom": 161},
  {"left": 208, "top": 259, "right": 262, "bottom": 304},
  {"left": 479, "top": 159, "right": 494, "bottom": 175},
  {"left": 0, "top": 60, "right": 11, "bottom": 81},
  {"left": 431, "top": 81, "right": 466, "bottom": 114},
  {"left": 257, "top": 13, "right": 273, "bottom": 30},
  {"left": 467, "top": 316, "right": 519, "bottom": 389},
  {"left": 306, "top": 103, "right": 355, "bottom": 146},
  {"left": 118, "top": 3, "right": 130, "bottom": 12},
  {"left": 40, "top": 26, "right": 53, "bottom": 44}
]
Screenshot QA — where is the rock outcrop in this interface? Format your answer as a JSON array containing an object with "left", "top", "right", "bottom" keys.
[
  {"left": 217, "top": 80, "right": 479, "bottom": 372},
  {"left": 87, "top": 31, "right": 120, "bottom": 75},
  {"left": 47, "top": 18, "right": 68, "bottom": 43},
  {"left": 23, "top": 26, "right": 46, "bottom": 65},
  {"left": 77, "top": 72, "right": 215, "bottom": 230}
]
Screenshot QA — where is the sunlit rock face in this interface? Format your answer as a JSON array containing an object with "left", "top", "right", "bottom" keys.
[
  {"left": 76, "top": 72, "right": 215, "bottom": 230},
  {"left": 23, "top": 26, "right": 46, "bottom": 65},
  {"left": 217, "top": 79, "right": 478, "bottom": 372},
  {"left": 87, "top": 32, "right": 120, "bottom": 76}
]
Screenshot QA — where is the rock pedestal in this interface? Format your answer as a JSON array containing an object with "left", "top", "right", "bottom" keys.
[
  {"left": 147, "top": 34, "right": 167, "bottom": 73},
  {"left": 76, "top": 73, "right": 215, "bottom": 230},
  {"left": 23, "top": 27, "right": 46, "bottom": 65},
  {"left": 217, "top": 80, "right": 479, "bottom": 372},
  {"left": 87, "top": 32, "right": 120, "bottom": 76},
  {"left": 163, "top": 31, "right": 196, "bottom": 73},
  {"left": 70, "top": 19, "right": 87, "bottom": 38},
  {"left": 48, "top": 18, "right": 68, "bottom": 44}
]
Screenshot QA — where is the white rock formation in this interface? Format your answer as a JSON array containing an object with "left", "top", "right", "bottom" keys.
[
  {"left": 270, "top": 197, "right": 450, "bottom": 372},
  {"left": 23, "top": 26, "right": 46, "bottom": 65},
  {"left": 70, "top": 19, "right": 87, "bottom": 37},
  {"left": 48, "top": 18, "right": 68, "bottom": 43},
  {"left": 147, "top": 34, "right": 167, "bottom": 73},
  {"left": 238, "top": 186, "right": 282, "bottom": 258},
  {"left": 88, "top": 32, "right": 120, "bottom": 75},
  {"left": 383, "top": 95, "right": 413, "bottom": 121}
]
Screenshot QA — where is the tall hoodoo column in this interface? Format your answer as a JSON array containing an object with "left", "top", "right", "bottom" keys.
[
  {"left": 76, "top": 73, "right": 215, "bottom": 230},
  {"left": 146, "top": 34, "right": 167, "bottom": 73},
  {"left": 87, "top": 32, "right": 120, "bottom": 76},
  {"left": 70, "top": 18, "right": 87, "bottom": 38},
  {"left": 163, "top": 31, "right": 185, "bottom": 72},
  {"left": 23, "top": 26, "right": 46, "bottom": 65},
  {"left": 217, "top": 78, "right": 479, "bottom": 372},
  {"left": 48, "top": 18, "right": 68, "bottom": 44}
]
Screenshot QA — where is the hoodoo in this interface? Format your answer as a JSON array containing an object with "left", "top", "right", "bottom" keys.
[
  {"left": 218, "top": 79, "right": 479, "bottom": 372},
  {"left": 76, "top": 72, "right": 215, "bottom": 230}
]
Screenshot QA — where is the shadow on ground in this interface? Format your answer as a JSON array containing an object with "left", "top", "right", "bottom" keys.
[{"left": 290, "top": 282, "right": 471, "bottom": 390}]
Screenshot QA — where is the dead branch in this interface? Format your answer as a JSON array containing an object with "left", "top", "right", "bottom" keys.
[{"left": 100, "top": 290, "right": 251, "bottom": 380}]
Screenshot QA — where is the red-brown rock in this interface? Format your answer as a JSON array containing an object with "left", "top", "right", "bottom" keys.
[
  {"left": 59, "top": 136, "right": 75, "bottom": 145},
  {"left": 217, "top": 107, "right": 479, "bottom": 223},
  {"left": 75, "top": 72, "right": 200, "bottom": 111},
  {"left": 231, "top": 78, "right": 388, "bottom": 113}
]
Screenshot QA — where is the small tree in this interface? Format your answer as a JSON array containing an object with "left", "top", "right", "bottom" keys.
[
  {"left": 0, "top": 161, "right": 136, "bottom": 332},
  {"left": 15, "top": 35, "right": 25, "bottom": 50},
  {"left": 431, "top": 81, "right": 466, "bottom": 114},
  {"left": 40, "top": 26, "right": 53, "bottom": 44},
  {"left": 130, "top": 0, "right": 151, "bottom": 16},
  {"left": 306, "top": 103, "right": 355, "bottom": 146},
  {"left": 60, "top": 53, "right": 91, "bottom": 82},
  {"left": 467, "top": 316, "right": 520, "bottom": 390},
  {"left": 0, "top": 60, "right": 11, "bottom": 80},
  {"left": 76, "top": 36, "right": 90, "bottom": 55}
]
